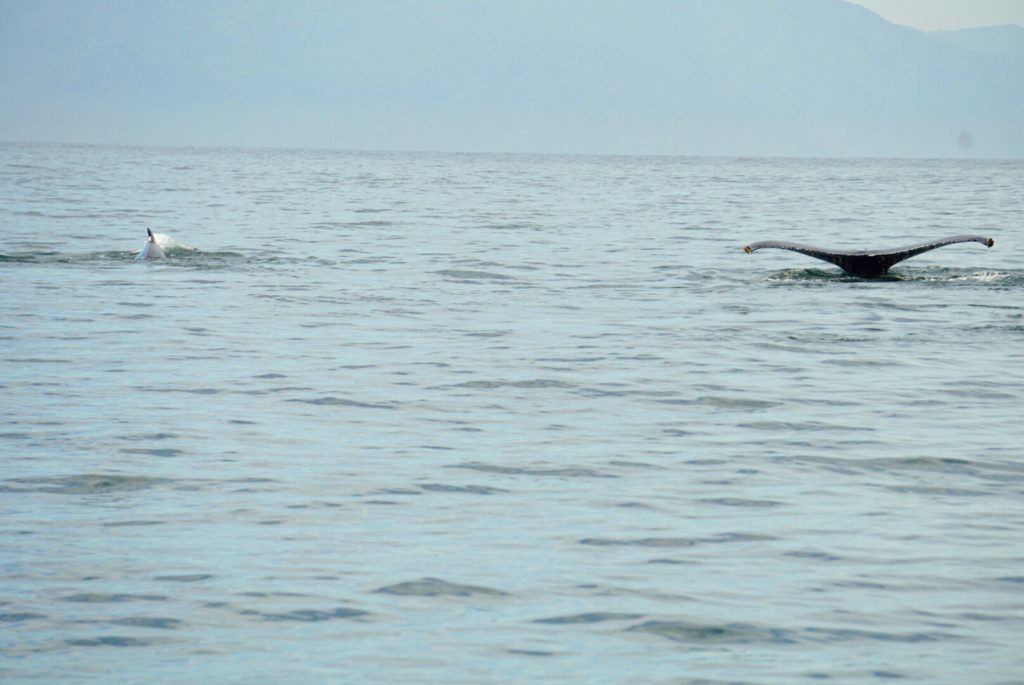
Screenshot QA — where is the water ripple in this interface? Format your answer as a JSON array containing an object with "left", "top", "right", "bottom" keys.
[{"left": 374, "top": 578, "right": 509, "bottom": 598}]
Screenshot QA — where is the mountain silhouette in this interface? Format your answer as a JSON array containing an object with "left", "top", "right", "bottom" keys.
[{"left": 1, "top": 0, "right": 1021, "bottom": 156}]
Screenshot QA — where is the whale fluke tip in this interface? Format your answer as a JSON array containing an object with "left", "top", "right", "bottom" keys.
[{"left": 147, "top": 228, "right": 154, "bottom": 240}]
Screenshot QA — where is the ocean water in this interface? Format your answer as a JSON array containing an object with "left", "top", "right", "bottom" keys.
[{"left": 1, "top": 142, "right": 1023, "bottom": 684}]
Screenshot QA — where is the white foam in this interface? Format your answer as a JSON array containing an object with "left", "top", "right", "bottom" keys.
[
  {"left": 135, "top": 231, "right": 198, "bottom": 260},
  {"left": 951, "top": 271, "right": 1010, "bottom": 283}
]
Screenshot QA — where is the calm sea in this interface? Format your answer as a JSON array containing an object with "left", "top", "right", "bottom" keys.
[{"left": 2, "top": 142, "right": 1023, "bottom": 684}]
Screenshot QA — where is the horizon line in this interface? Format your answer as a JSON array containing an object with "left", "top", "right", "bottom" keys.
[{"left": 3, "top": 138, "right": 1020, "bottom": 163}]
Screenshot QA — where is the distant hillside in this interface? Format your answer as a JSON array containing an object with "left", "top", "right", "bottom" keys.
[
  {"left": 1, "top": 0, "right": 1022, "bottom": 157},
  {"left": 930, "top": 24, "right": 1024, "bottom": 59}
]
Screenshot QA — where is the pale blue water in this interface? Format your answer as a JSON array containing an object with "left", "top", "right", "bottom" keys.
[{"left": 2, "top": 142, "right": 1023, "bottom": 683}]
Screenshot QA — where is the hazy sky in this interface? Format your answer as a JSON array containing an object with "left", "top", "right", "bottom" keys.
[
  {"left": 1, "top": 0, "right": 1022, "bottom": 156},
  {"left": 848, "top": 0, "right": 1024, "bottom": 30}
]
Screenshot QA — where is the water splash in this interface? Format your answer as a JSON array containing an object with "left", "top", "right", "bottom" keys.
[{"left": 765, "top": 267, "right": 1023, "bottom": 286}]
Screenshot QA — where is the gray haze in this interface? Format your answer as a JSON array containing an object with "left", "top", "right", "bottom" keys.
[{"left": 1, "top": 0, "right": 1022, "bottom": 157}]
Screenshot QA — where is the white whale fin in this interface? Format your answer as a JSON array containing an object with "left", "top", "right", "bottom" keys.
[{"left": 136, "top": 228, "right": 167, "bottom": 260}]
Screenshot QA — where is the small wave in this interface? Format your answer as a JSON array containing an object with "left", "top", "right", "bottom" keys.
[
  {"left": 248, "top": 607, "right": 368, "bottom": 622},
  {"left": 0, "top": 612, "right": 47, "bottom": 623},
  {"left": 627, "top": 619, "right": 949, "bottom": 646},
  {"left": 534, "top": 612, "right": 645, "bottom": 625},
  {"left": 451, "top": 461, "right": 616, "bottom": 478},
  {"left": 796, "top": 455, "right": 1024, "bottom": 482},
  {"left": 628, "top": 619, "right": 795, "bottom": 644},
  {"left": 108, "top": 617, "right": 185, "bottom": 630},
  {"left": 63, "top": 593, "right": 168, "bottom": 603},
  {"left": 417, "top": 483, "right": 509, "bottom": 495},
  {"left": 658, "top": 395, "right": 780, "bottom": 411},
  {"left": 119, "top": 448, "right": 184, "bottom": 458},
  {"left": 581, "top": 533, "right": 774, "bottom": 548},
  {"left": 739, "top": 420, "right": 875, "bottom": 433},
  {"left": 2, "top": 473, "right": 173, "bottom": 495},
  {"left": 436, "top": 269, "right": 514, "bottom": 281},
  {"left": 507, "top": 649, "right": 555, "bottom": 657},
  {"left": 286, "top": 396, "right": 396, "bottom": 409},
  {"left": 374, "top": 578, "right": 508, "bottom": 597},
  {"left": 64, "top": 636, "right": 164, "bottom": 647},
  {"left": 339, "top": 219, "right": 395, "bottom": 228},
  {"left": 580, "top": 537, "right": 697, "bottom": 548},
  {"left": 102, "top": 520, "right": 164, "bottom": 527},
  {"left": 700, "top": 497, "right": 785, "bottom": 508},
  {"left": 153, "top": 574, "right": 214, "bottom": 583},
  {"left": 443, "top": 379, "right": 577, "bottom": 391}
]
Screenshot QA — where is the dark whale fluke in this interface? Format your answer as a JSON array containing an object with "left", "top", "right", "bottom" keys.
[{"left": 743, "top": 234, "right": 994, "bottom": 278}]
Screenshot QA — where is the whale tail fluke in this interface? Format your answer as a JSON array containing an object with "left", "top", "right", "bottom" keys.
[{"left": 744, "top": 234, "right": 994, "bottom": 278}]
